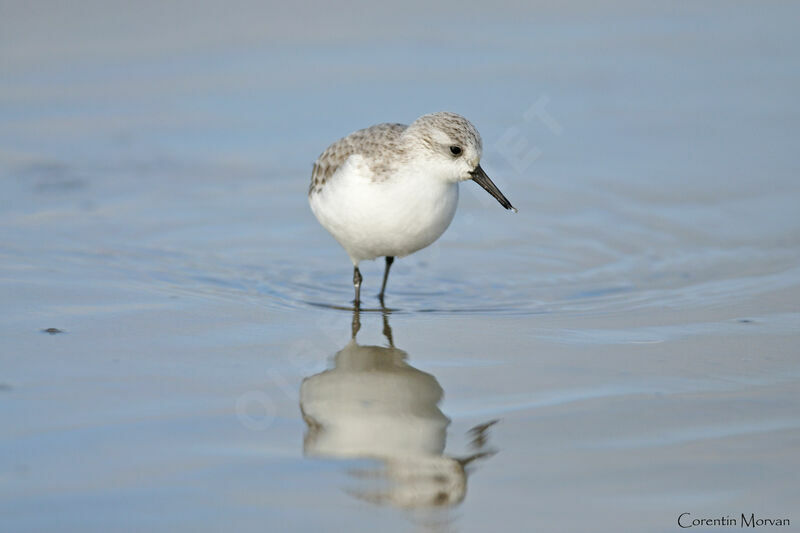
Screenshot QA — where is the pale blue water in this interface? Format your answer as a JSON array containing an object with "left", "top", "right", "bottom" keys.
[{"left": 2, "top": 2, "right": 799, "bottom": 532}]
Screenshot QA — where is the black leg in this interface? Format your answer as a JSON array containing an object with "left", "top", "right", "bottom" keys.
[
  {"left": 353, "top": 266, "right": 362, "bottom": 307},
  {"left": 351, "top": 307, "right": 361, "bottom": 339},
  {"left": 381, "top": 309, "right": 394, "bottom": 348},
  {"left": 378, "top": 256, "right": 394, "bottom": 303}
]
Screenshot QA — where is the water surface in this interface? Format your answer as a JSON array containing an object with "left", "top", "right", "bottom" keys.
[{"left": 2, "top": 2, "right": 799, "bottom": 532}]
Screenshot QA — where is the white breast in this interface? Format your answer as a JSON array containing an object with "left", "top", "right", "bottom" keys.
[{"left": 309, "top": 156, "right": 459, "bottom": 264}]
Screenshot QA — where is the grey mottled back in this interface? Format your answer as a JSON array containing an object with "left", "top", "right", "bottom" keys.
[{"left": 309, "top": 122, "right": 407, "bottom": 195}]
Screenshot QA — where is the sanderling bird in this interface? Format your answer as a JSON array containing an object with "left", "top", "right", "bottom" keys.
[{"left": 309, "top": 111, "right": 516, "bottom": 306}]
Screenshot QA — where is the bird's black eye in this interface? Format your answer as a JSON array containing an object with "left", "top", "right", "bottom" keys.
[{"left": 450, "top": 146, "right": 462, "bottom": 156}]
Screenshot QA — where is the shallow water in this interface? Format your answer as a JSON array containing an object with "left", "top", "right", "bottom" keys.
[{"left": 2, "top": 2, "right": 800, "bottom": 532}]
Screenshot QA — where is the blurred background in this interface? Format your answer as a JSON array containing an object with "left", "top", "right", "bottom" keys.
[{"left": 2, "top": 1, "right": 799, "bottom": 532}]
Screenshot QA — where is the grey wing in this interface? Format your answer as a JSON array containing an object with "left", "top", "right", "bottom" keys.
[{"left": 309, "top": 122, "right": 407, "bottom": 195}]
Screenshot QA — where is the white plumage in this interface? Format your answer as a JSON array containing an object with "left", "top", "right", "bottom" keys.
[{"left": 309, "top": 111, "right": 515, "bottom": 305}]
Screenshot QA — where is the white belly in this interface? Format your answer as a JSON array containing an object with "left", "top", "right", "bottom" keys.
[{"left": 310, "top": 161, "right": 459, "bottom": 264}]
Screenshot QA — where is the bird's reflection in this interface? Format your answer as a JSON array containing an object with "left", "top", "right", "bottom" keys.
[{"left": 300, "top": 310, "right": 496, "bottom": 509}]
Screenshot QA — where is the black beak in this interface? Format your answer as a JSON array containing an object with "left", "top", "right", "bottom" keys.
[{"left": 470, "top": 165, "right": 517, "bottom": 212}]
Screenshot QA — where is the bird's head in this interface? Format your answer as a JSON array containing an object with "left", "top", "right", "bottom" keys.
[{"left": 403, "top": 112, "right": 516, "bottom": 211}]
